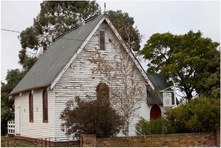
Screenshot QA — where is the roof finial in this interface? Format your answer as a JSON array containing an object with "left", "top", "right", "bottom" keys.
[{"left": 104, "top": 3, "right": 106, "bottom": 14}]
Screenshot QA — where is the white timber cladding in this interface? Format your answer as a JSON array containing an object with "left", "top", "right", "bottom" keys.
[
  {"left": 54, "top": 22, "right": 151, "bottom": 137},
  {"left": 14, "top": 88, "right": 55, "bottom": 139},
  {"left": 104, "top": 16, "right": 155, "bottom": 90},
  {"left": 50, "top": 17, "right": 105, "bottom": 89},
  {"left": 51, "top": 16, "right": 154, "bottom": 91}
]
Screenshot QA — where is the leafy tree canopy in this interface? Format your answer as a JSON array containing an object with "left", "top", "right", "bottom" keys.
[
  {"left": 60, "top": 96, "right": 124, "bottom": 138},
  {"left": 106, "top": 10, "right": 141, "bottom": 51},
  {"left": 164, "top": 98, "right": 220, "bottom": 133},
  {"left": 1, "top": 100, "right": 12, "bottom": 135},
  {"left": 1, "top": 69, "right": 25, "bottom": 135},
  {"left": 20, "top": 1, "right": 101, "bottom": 51},
  {"left": 19, "top": 1, "right": 101, "bottom": 71},
  {"left": 139, "top": 30, "right": 220, "bottom": 100},
  {"left": 194, "top": 49, "right": 220, "bottom": 98}
]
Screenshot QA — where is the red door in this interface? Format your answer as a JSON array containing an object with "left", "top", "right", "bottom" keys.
[{"left": 150, "top": 105, "right": 161, "bottom": 120}]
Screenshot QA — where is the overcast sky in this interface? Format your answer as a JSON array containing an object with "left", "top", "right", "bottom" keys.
[{"left": 1, "top": 0, "right": 220, "bottom": 84}]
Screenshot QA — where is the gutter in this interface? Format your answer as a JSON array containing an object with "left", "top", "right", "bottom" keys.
[{"left": 8, "top": 84, "right": 51, "bottom": 96}]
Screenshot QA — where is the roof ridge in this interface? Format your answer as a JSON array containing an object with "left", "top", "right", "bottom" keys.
[
  {"left": 85, "top": 14, "right": 99, "bottom": 23},
  {"left": 54, "top": 25, "right": 80, "bottom": 42},
  {"left": 53, "top": 14, "right": 100, "bottom": 42}
]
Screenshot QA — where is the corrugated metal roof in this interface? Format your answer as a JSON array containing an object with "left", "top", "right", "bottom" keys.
[
  {"left": 10, "top": 14, "right": 103, "bottom": 95},
  {"left": 146, "top": 73, "right": 175, "bottom": 104}
]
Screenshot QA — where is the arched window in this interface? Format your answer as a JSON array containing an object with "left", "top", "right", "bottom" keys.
[
  {"left": 96, "top": 83, "right": 109, "bottom": 102},
  {"left": 43, "top": 89, "right": 48, "bottom": 123},
  {"left": 29, "top": 92, "right": 33, "bottom": 122},
  {"left": 150, "top": 105, "right": 161, "bottom": 120}
]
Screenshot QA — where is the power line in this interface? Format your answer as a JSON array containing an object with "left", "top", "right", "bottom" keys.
[
  {"left": 1, "top": 28, "right": 21, "bottom": 33},
  {"left": 1, "top": 28, "right": 101, "bottom": 43},
  {"left": 1, "top": 28, "right": 96, "bottom": 42}
]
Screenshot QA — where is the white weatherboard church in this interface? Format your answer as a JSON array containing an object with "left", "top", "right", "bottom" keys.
[{"left": 9, "top": 14, "right": 176, "bottom": 141}]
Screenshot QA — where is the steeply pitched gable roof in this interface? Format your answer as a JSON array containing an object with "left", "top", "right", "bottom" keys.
[
  {"left": 9, "top": 14, "right": 154, "bottom": 96},
  {"left": 146, "top": 73, "right": 177, "bottom": 105},
  {"left": 10, "top": 15, "right": 104, "bottom": 95}
]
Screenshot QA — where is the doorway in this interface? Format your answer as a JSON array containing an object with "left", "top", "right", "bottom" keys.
[
  {"left": 15, "top": 107, "right": 20, "bottom": 134},
  {"left": 150, "top": 105, "right": 161, "bottom": 120}
]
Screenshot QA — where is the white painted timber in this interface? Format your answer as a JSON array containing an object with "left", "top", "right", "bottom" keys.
[
  {"left": 8, "top": 121, "right": 15, "bottom": 135},
  {"left": 50, "top": 17, "right": 105, "bottom": 89},
  {"left": 51, "top": 15, "right": 154, "bottom": 91},
  {"left": 14, "top": 88, "right": 55, "bottom": 139},
  {"left": 104, "top": 15, "right": 155, "bottom": 90},
  {"left": 54, "top": 22, "right": 151, "bottom": 137}
]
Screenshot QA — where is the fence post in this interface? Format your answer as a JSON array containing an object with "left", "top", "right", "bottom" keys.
[{"left": 80, "top": 134, "right": 96, "bottom": 147}]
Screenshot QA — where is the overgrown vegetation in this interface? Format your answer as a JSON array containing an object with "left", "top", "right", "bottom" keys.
[
  {"left": 60, "top": 96, "right": 124, "bottom": 138},
  {"left": 135, "top": 98, "right": 220, "bottom": 135},
  {"left": 139, "top": 30, "right": 220, "bottom": 100},
  {"left": 135, "top": 116, "right": 175, "bottom": 135},
  {"left": 1, "top": 69, "right": 26, "bottom": 135},
  {"left": 164, "top": 98, "right": 220, "bottom": 133}
]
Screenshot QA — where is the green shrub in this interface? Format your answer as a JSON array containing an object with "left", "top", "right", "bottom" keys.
[
  {"left": 60, "top": 96, "right": 125, "bottom": 138},
  {"left": 135, "top": 116, "right": 175, "bottom": 135},
  {"left": 164, "top": 98, "right": 220, "bottom": 133}
]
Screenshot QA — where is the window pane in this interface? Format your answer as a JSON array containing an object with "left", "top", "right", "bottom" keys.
[
  {"left": 44, "top": 90, "right": 47, "bottom": 99},
  {"left": 44, "top": 100, "right": 48, "bottom": 121},
  {"left": 99, "top": 87, "right": 107, "bottom": 92},
  {"left": 30, "top": 94, "right": 33, "bottom": 101},
  {"left": 43, "top": 89, "right": 48, "bottom": 122},
  {"left": 97, "top": 83, "right": 109, "bottom": 102},
  {"left": 29, "top": 93, "right": 33, "bottom": 122},
  {"left": 30, "top": 102, "right": 33, "bottom": 120}
]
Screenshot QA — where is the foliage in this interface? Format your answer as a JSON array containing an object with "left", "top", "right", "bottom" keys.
[
  {"left": 164, "top": 98, "right": 220, "bottom": 133},
  {"left": 1, "top": 69, "right": 26, "bottom": 135},
  {"left": 20, "top": 1, "right": 100, "bottom": 51},
  {"left": 139, "top": 30, "right": 220, "bottom": 100},
  {"left": 18, "top": 47, "right": 38, "bottom": 72},
  {"left": 19, "top": 1, "right": 101, "bottom": 71},
  {"left": 135, "top": 116, "right": 175, "bottom": 135},
  {"left": 60, "top": 96, "right": 124, "bottom": 138},
  {"left": 1, "top": 101, "right": 13, "bottom": 136},
  {"left": 194, "top": 49, "right": 220, "bottom": 98},
  {"left": 106, "top": 10, "right": 141, "bottom": 51}
]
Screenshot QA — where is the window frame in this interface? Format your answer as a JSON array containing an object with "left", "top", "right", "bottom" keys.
[
  {"left": 42, "top": 89, "right": 48, "bottom": 123},
  {"left": 100, "top": 31, "right": 105, "bottom": 50},
  {"left": 96, "top": 83, "right": 109, "bottom": 102},
  {"left": 29, "top": 92, "right": 34, "bottom": 122}
]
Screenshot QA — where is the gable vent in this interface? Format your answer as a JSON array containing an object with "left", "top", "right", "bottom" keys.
[{"left": 100, "top": 31, "right": 105, "bottom": 50}]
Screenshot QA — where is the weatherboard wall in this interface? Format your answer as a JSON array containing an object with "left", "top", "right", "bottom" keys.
[
  {"left": 54, "top": 22, "right": 151, "bottom": 137},
  {"left": 14, "top": 88, "right": 55, "bottom": 139}
]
